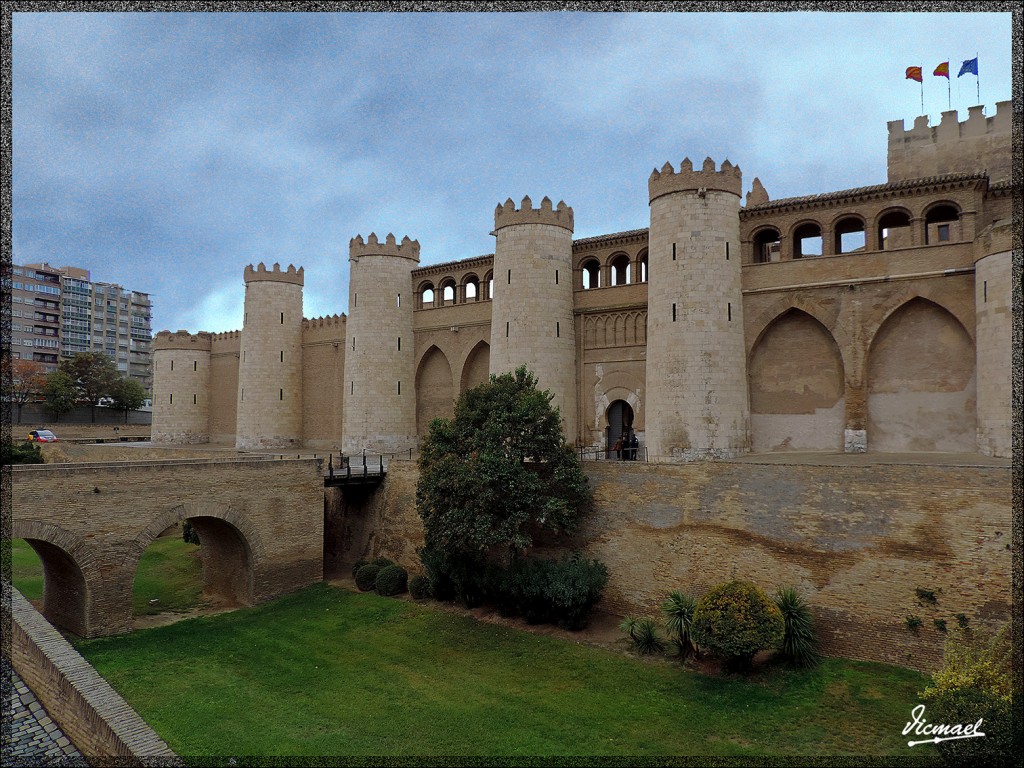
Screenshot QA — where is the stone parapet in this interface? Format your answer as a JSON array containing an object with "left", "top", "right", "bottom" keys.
[
  {"left": 648, "top": 157, "right": 742, "bottom": 202},
  {"left": 349, "top": 233, "right": 420, "bottom": 262},
  {"left": 153, "top": 330, "right": 212, "bottom": 351},
  {"left": 244, "top": 262, "right": 304, "bottom": 286},
  {"left": 494, "top": 196, "right": 574, "bottom": 232}
]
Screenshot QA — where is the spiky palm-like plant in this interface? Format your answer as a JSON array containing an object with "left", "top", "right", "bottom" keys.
[
  {"left": 620, "top": 616, "right": 665, "bottom": 655},
  {"left": 774, "top": 586, "right": 821, "bottom": 668},
  {"left": 661, "top": 590, "right": 698, "bottom": 660}
]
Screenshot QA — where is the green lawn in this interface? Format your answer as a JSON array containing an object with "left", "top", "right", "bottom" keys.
[
  {"left": 10, "top": 535, "right": 205, "bottom": 615},
  {"left": 75, "top": 583, "right": 940, "bottom": 760}
]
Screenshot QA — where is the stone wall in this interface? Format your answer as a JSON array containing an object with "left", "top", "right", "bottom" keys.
[
  {"left": 6, "top": 589, "right": 179, "bottom": 760},
  {"left": 358, "top": 459, "right": 1011, "bottom": 671}
]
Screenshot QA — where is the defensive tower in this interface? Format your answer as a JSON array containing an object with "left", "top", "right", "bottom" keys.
[
  {"left": 341, "top": 234, "right": 418, "bottom": 455},
  {"left": 973, "top": 219, "right": 1012, "bottom": 458},
  {"left": 151, "top": 330, "right": 212, "bottom": 444},
  {"left": 645, "top": 157, "right": 748, "bottom": 461},
  {"left": 489, "top": 196, "right": 577, "bottom": 441},
  {"left": 235, "top": 263, "right": 304, "bottom": 449}
]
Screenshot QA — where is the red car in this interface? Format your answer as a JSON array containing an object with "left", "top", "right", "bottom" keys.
[{"left": 27, "top": 430, "right": 59, "bottom": 442}]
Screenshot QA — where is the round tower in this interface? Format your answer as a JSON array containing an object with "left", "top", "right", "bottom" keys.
[
  {"left": 342, "top": 233, "right": 418, "bottom": 455},
  {"left": 489, "top": 195, "right": 578, "bottom": 442},
  {"left": 974, "top": 219, "right": 1011, "bottom": 458},
  {"left": 152, "top": 330, "right": 212, "bottom": 444},
  {"left": 645, "top": 157, "right": 748, "bottom": 461},
  {"left": 235, "top": 262, "right": 304, "bottom": 449}
]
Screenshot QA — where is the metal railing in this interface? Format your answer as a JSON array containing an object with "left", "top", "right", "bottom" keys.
[{"left": 578, "top": 445, "right": 648, "bottom": 463}]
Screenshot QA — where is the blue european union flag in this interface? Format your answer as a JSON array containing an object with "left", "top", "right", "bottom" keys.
[{"left": 957, "top": 57, "right": 979, "bottom": 77}]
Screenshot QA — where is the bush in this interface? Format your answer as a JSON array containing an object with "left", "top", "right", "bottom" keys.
[
  {"left": 409, "top": 575, "right": 433, "bottom": 600},
  {"left": 661, "top": 591, "right": 697, "bottom": 661},
  {"left": 351, "top": 560, "right": 369, "bottom": 579},
  {"left": 2, "top": 441, "right": 44, "bottom": 465},
  {"left": 355, "top": 564, "right": 381, "bottom": 592},
  {"left": 418, "top": 546, "right": 489, "bottom": 607},
  {"left": 182, "top": 521, "right": 200, "bottom": 545},
  {"left": 500, "top": 553, "right": 608, "bottom": 630},
  {"left": 774, "top": 586, "right": 820, "bottom": 668},
  {"left": 923, "top": 686, "right": 1016, "bottom": 765},
  {"left": 620, "top": 617, "right": 665, "bottom": 655},
  {"left": 375, "top": 564, "right": 408, "bottom": 597},
  {"left": 691, "top": 580, "right": 785, "bottom": 670},
  {"left": 372, "top": 557, "right": 395, "bottom": 569}
]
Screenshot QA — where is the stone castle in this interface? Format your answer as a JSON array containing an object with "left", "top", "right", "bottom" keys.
[{"left": 152, "top": 100, "right": 1013, "bottom": 461}]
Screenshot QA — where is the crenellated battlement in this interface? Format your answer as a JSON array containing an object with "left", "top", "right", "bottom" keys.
[
  {"left": 243, "top": 262, "right": 304, "bottom": 286},
  {"left": 745, "top": 177, "right": 769, "bottom": 207},
  {"left": 494, "top": 195, "right": 574, "bottom": 232},
  {"left": 153, "top": 330, "right": 213, "bottom": 352},
  {"left": 649, "top": 157, "right": 742, "bottom": 202},
  {"left": 211, "top": 330, "right": 242, "bottom": 342},
  {"left": 302, "top": 314, "right": 347, "bottom": 343},
  {"left": 887, "top": 101, "right": 1011, "bottom": 183},
  {"left": 349, "top": 233, "right": 420, "bottom": 262},
  {"left": 302, "top": 313, "right": 347, "bottom": 329}
]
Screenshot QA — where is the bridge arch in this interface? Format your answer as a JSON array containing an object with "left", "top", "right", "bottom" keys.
[
  {"left": 128, "top": 501, "right": 264, "bottom": 607},
  {"left": 11, "top": 520, "right": 96, "bottom": 637}
]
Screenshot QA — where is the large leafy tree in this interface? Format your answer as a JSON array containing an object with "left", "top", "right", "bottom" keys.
[
  {"left": 42, "top": 370, "right": 78, "bottom": 422},
  {"left": 417, "top": 366, "right": 592, "bottom": 560},
  {"left": 109, "top": 376, "right": 148, "bottom": 423},
  {"left": 8, "top": 359, "right": 47, "bottom": 424},
  {"left": 59, "top": 352, "right": 119, "bottom": 423}
]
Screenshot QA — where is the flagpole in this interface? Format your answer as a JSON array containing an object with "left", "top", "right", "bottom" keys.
[
  {"left": 947, "top": 62, "right": 951, "bottom": 110},
  {"left": 975, "top": 51, "right": 980, "bottom": 104},
  {"left": 920, "top": 78, "right": 924, "bottom": 114}
]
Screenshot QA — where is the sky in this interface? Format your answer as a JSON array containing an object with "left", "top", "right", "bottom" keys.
[{"left": 10, "top": 8, "right": 1015, "bottom": 334}]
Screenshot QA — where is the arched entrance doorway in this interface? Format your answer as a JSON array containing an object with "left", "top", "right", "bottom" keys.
[{"left": 605, "top": 400, "right": 635, "bottom": 459}]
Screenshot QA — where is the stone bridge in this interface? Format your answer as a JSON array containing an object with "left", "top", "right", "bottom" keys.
[{"left": 8, "top": 457, "right": 324, "bottom": 638}]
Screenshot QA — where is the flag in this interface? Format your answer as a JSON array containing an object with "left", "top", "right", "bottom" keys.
[
  {"left": 905, "top": 66, "right": 923, "bottom": 82},
  {"left": 934, "top": 62, "right": 949, "bottom": 78},
  {"left": 958, "top": 57, "right": 978, "bottom": 77}
]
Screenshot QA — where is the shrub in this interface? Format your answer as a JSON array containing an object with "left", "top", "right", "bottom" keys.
[
  {"left": 375, "top": 564, "right": 408, "bottom": 597},
  {"left": 418, "top": 546, "right": 489, "bottom": 607},
  {"left": 934, "top": 618, "right": 947, "bottom": 633},
  {"left": 372, "top": 557, "right": 395, "bottom": 569},
  {"left": 409, "top": 575, "right": 433, "bottom": 600},
  {"left": 2, "top": 441, "right": 44, "bottom": 465},
  {"left": 351, "top": 559, "right": 369, "bottom": 579},
  {"left": 620, "top": 617, "right": 665, "bottom": 655},
  {"left": 691, "top": 580, "right": 784, "bottom": 670},
  {"left": 922, "top": 624, "right": 1015, "bottom": 765},
  {"left": 355, "top": 564, "right": 381, "bottom": 592},
  {"left": 182, "top": 521, "right": 200, "bottom": 545},
  {"left": 500, "top": 553, "right": 608, "bottom": 630},
  {"left": 915, "top": 587, "right": 937, "bottom": 604},
  {"left": 661, "top": 591, "right": 697, "bottom": 660},
  {"left": 906, "top": 615, "right": 923, "bottom": 633},
  {"left": 774, "top": 586, "right": 820, "bottom": 668}
]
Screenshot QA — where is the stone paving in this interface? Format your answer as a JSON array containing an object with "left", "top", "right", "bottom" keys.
[{"left": 2, "top": 657, "right": 83, "bottom": 763}]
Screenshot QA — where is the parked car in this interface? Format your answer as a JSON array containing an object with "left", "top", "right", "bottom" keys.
[
  {"left": 27, "top": 429, "right": 59, "bottom": 442},
  {"left": 97, "top": 397, "right": 115, "bottom": 407}
]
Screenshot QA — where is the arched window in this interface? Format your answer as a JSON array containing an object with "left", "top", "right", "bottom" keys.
[
  {"left": 793, "top": 222, "right": 822, "bottom": 258},
  {"left": 441, "top": 279, "right": 456, "bottom": 305},
  {"left": 420, "top": 283, "right": 435, "bottom": 308},
  {"left": 833, "top": 216, "right": 866, "bottom": 254},
  {"left": 638, "top": 251, "right": 648, "bottom": 282},
  {"left": 483, "top": 271, "right": 494, "bottom": 300},
  {"left": 924, "top": 204, "right": 961, "bottom": 244},
  {"left": 752, "top": 228, "right": 781, "bottom": 263},
  {"left": 464, "top": 276, "right": 479, "bottom": 301},
  {"left": 582, "top": 259, "right": 601, "bottom": 290},
  {"left": 877, "top": 209, "right": 912, "bottom": 251},
  {"left": 610, "top": 253, "right": 631, "bottom": 285}
]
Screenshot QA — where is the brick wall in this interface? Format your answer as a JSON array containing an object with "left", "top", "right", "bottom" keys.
[
  {"left": 358, "top": 459, "right": 1011, "bottom": 671},
  {"left": 7, "top": 589, "right": 179, "bottom": 760}
]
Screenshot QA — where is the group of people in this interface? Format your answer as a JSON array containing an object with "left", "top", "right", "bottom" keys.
[{"left": 611, "top": 430, "right": 640, "bottom": 461}]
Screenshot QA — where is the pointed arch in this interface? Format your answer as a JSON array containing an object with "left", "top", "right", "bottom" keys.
[
  {"left": 748, "top": 309, "right": 845, "bottom": 452},
  {"left": 460, "top": 340, "right": 490, "bottom": 394},
  {"left": 416, "top": 345, "right": 454, "bottom": 437},
  {"left": 867, "top": 297, "right": 976, "bottom": 452}
]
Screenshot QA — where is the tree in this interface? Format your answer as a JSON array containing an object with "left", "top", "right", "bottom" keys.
[
  {"left": 691, "top": 580, "right": 785, "bottom": 671},
  {"left": 417, "top": 366, "right": 592, "bottom": 559},
  {"left": 42, "top": 370, "right": 78, "bottom": 422},
  {"left": 59, "top": 352, "right": 119, "bottom": 423},
  {"left": 8, "top": 359, "right": 47, "bottom": 424},
  {"left": 108, "top": 376, "right": 147, "bottom": 423}
]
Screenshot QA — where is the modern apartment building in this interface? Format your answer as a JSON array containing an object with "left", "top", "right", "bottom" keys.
[{"left": 10, "top": 262, "right": 154, "bottom": 389}]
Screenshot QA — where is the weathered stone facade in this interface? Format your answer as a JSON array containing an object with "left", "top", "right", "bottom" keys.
[{"left": 153, "top": 101, "right": 1013, "bottom": 461}]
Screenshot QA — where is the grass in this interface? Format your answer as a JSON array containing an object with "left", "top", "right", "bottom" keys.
[
  {"left": 75, "top": 583, "right": 940, "bottom": 760},
  {"left": 10, "top": 535, "right": 205, "bottom": 616}
]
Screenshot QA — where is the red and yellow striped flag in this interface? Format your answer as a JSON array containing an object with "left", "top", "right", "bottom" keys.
[
  {"left": 905, "top": 66, "right": 923, "bottom": 82},
  {"left": 934, "top": 62, "right": 950, "bottom": 78}
]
